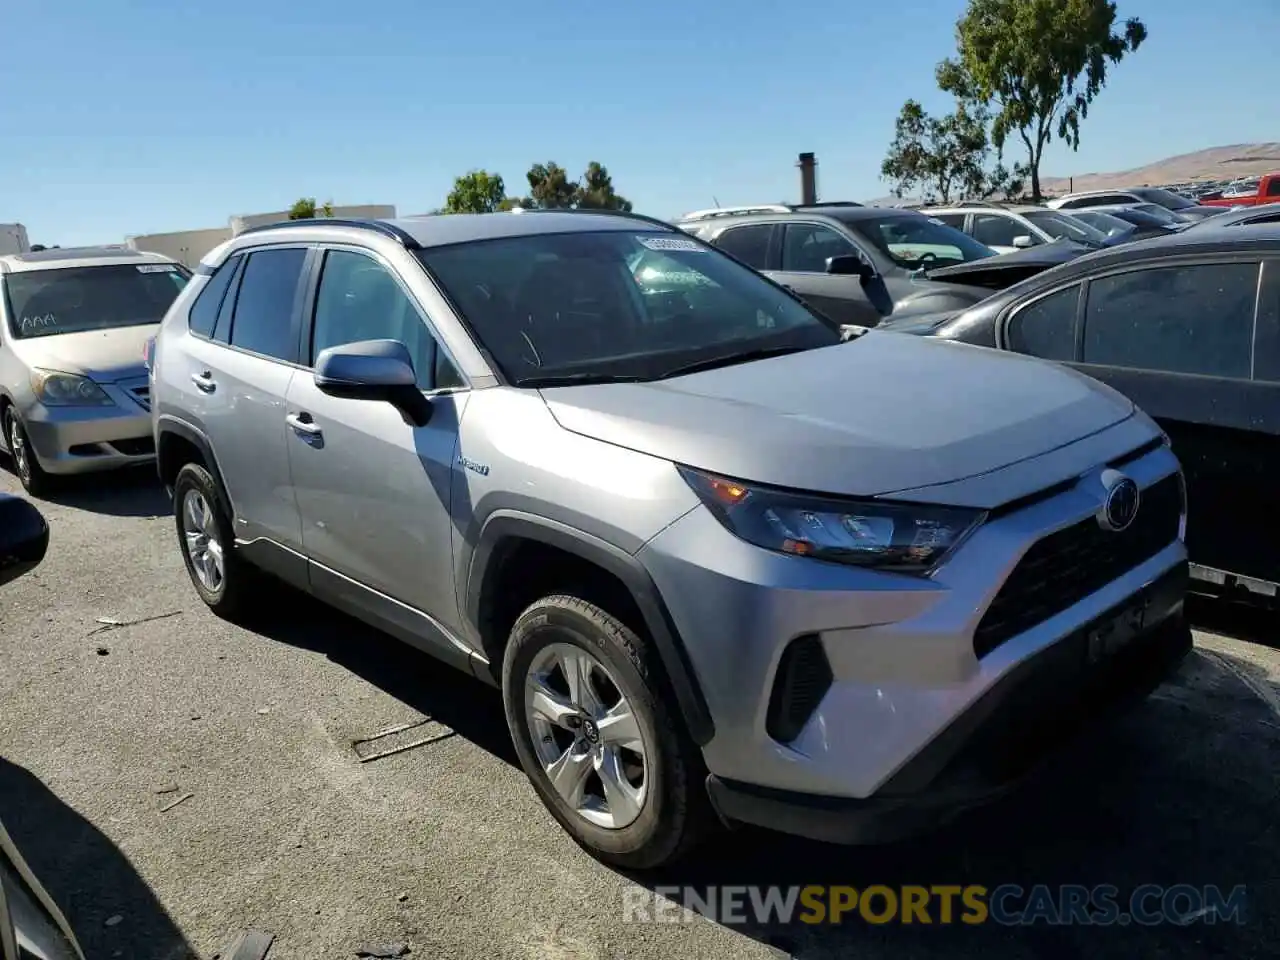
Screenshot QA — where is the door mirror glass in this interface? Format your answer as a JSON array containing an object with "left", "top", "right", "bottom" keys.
[
  {"left": 825, "top": 254, "right": 873, "bottom": 278},
  {"left": 313, "top": 339, "right": 433, "bottom": 426},
  {"left": 0, "top": 496, "right": 49, "bottom": 588},
  {"left": 1012, "top": 235, "right": 1036, "bottom": 249}
]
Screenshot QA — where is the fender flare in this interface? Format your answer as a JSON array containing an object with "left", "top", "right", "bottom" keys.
[
  {"left": 466, "top": 511, "right": 714, "bottom": 746},
  {"left": 155, "top": 416, "right": 234, "bottom": 515}
]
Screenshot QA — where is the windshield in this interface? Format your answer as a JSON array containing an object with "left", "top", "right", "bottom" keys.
[
  {"left": 845, "top": 213, "right": 994, "bottom": 270},
  {"left": 3, "top": 262, "right": 190, "bottom": 339},
  {"left": 1131, "top": 188, "right": 1196, "bottom": 210},
  {"left": 1022, "top": 210, "right": 1110, "bottom": 246},
  {"left": 1129, "top": 203, "right": 1182, "bottom": 225},
  {"left": 417, "top": 230, "right": 842, "bottom": 384},
  {"left": 1072, "top": 211, "right": 1136, "bottom": 236}
]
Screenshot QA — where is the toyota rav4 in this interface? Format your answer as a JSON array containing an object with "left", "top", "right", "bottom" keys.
[{"left": 148, "top": 210, "right": 1191, "bottom": 869}]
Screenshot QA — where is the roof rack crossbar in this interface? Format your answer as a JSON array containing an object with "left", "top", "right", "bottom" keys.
[{"left": 235, "top": 218, "right": 421, "bottom": 249}]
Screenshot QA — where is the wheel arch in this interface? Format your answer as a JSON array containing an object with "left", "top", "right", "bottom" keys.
[
  {"left": 466, "top": 511, "right": 714, "bottom": 746},
  {"left": 156, "top": 417, "right": 234, "bottom": 515}
]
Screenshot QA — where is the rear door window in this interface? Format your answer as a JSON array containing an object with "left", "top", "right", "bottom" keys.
[
  {"left": 1006, "top": 284, "right": 1081, "bottom": 361},
  {"left": 712, "top": 224, "right": 774, "bottom": 269},
  {"left": 780, "top": 223, "right": 858, "bottom": 272},
  {"left": 1082, "top": 261, "right": 1259, "bottom": 378},
  {"left": 227, "top": 248, "right": 308, "bottom": 362}
]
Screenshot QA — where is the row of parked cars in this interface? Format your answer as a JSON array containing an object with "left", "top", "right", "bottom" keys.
[{"left": 0, "top": 194, "right": 1244, "bottom": 872}]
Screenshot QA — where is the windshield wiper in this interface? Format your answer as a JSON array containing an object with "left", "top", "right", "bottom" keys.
[
  {"left": 657, "top": 345, "right": 810, "bottom": 379},
  {"left": 517, "top": 372, "right": 652, "bottom": 387}
]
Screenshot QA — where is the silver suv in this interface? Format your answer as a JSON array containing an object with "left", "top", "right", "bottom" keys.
[
  {"left": 0, "top": 247, "right": 190, "bottom": 494},
  {"left": 149, "top": 212, "right": 1191, "bottom": 868}
]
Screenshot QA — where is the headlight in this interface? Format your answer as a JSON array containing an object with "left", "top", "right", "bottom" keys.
[
  {"left": 678, "top": 466, "right": 985, "bottom": 574},
  {"left": 30, "top": 369, "right": 113, "bottom": 407}
]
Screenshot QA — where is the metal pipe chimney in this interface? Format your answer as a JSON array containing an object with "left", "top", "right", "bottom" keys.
[{"left": 798, "top": 152, "right": 818, "bottom": 205}]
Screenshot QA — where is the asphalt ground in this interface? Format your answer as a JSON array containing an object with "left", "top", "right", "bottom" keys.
[{"left": 0, "top": 465, "right": 1276, "bottom": 959}]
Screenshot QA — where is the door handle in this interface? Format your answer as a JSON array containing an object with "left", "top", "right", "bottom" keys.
[
  {"left": 191, "top": 371, "right": 216, "bottom": 393},
  {"left": 286, "top": 412, "right": 323, "bottom": 437}
]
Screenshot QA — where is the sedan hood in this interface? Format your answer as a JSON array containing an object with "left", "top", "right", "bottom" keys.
[
  {"left": 540, "top": 334, "right": 1135, "bottom": 498},
  {"left": 924, "top": 242, "right": 1089, "bottom": 289},
  {"left": 9, "top": 325, "right": 154, "bottom": 382}
]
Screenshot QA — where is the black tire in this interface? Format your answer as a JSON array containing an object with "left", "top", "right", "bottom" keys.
[
  {"left": 172, "top": 462, "right": 255, "bottom": 620},
  {"left": 502, "top": 594, "right": 710, "bottom": 869},
  {"left": 3, "top": 406, "right": 52, "bottom": 497}
]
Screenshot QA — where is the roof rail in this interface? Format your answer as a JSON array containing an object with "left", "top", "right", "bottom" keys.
[
  {"left": 509, "top": 207, "right": 676, "bottom": 230},
  {"left": 235, "top": 217, "right": 421, "bottom": 249},
  {"left": 953, "top": 199, "right": 1007, "bottom": 208},
  {"left": 794, "top": 201, "right": 864, "bottom": 209},
  {"left": 678, "top": 204, "right": 793, "bottom": 223}
]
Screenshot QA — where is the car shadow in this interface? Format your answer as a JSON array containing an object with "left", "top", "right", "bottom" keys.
[
  {"left": 244, "top": 587, "right": 1277, "bottom": 958},
  {"left": 0, "top": 756, "right": 196, "bottom": 960},
  {"left": 1188, "top": 593, "right": 1278, "bottom": 651},
  {"left": 245, "top": 592, "right": 518, "bottom": 766},
  {"left": 31, "top": 466, "right": 171, "bottom": 519}
]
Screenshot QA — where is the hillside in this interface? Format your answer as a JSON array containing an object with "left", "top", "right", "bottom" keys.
[{"left": 1039, "top": 142, "right": 1280, "bottom": 193}]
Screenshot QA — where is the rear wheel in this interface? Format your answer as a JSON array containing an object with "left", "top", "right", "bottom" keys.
[
  {"left": 502, "top": 594, "right": 709, "bottom": 869},
  {"left": 173, "top": 462, "right": 255, "bottom": 619},
  {"left": 3, "top": 407, "right": 51, "bottom": 497}
]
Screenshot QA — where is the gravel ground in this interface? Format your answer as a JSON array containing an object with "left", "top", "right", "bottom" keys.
[{"left": 0, "top": 466, "right": 1276, "bottom": 960}]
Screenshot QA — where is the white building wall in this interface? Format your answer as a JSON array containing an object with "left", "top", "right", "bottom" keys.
[
  {"left": 229, "top": 204, "right": 397, "bottom": 235},
  {"left": 126, "top": 227, "right": 232, "bottom": 268}
]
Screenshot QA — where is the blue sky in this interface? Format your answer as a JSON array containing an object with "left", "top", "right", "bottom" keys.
[{"left": 2, "top": 0, "right": 1275, "bottom": 246}]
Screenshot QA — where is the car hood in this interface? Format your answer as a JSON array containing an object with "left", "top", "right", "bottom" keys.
[
  {"left": 922, "top": 242, "right": 1089, "bottom": 289},
  {"left": 8, "top": 325, "right": 154, "bottom": 382},
  {"left": 540, "top": 334, "right": 1135, "bottom": 498}
]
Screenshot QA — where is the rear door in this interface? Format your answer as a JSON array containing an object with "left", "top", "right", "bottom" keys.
[
  {"left": 173, "top": 245, "right": 310, "bottom": 550},
  {"left": 768, "top": 222, "right": 881, "bottom": 326},
  {"left": 1069, "top": 257, "right": 1274, "bottom": 583}
]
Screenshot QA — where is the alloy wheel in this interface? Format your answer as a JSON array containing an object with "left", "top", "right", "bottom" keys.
[
  {"left": 181, "top": 489, "right": 225, "bottom": 594},
  {"left": 524, "top": 642, "right": 650, "bottom": 830},
  {"left": 7, "top": 414, "right": 30, "bottom": 483}
]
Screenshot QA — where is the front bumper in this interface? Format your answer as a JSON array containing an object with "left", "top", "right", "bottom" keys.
[
  {"left": 18, "top": 378, "right": 154, "bottom": 475},
  {"left": 705, "top": 566, "right": 1190, "bottom": 843}
]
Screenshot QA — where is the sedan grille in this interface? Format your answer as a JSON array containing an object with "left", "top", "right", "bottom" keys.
[{"left": 973, "top": 473, "right": 1183, "bottom": 658}]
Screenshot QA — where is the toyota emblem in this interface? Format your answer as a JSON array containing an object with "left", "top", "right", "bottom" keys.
[{"left": 1098, "top": 470, "right": 1141, "bottom": 532}]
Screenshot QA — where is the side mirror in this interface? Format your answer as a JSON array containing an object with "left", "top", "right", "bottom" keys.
[
  {"left": 314, "top": 339, "right": 433, "bottom": 427},
  {"left": 0, "top": 495, "right": 49, "bottom": 589},
  {"left": 826, "top": 254, "right": 874, "bottom": 279},
  {"left": 1012, "top": 235, "right": 1036, "bottom": 249}
]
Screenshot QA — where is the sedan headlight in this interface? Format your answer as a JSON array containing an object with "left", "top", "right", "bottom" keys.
[
  {"left": 30, "top": 369, "right": 114, "bottom": 407},
  {"left": 679, "top": 466, "right": 985, "bottom": 574}
]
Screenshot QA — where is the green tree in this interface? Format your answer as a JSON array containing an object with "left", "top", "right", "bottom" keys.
[
  {"left": 444, "top": 170, "right": 509, "bottom": 214},
  {"left": 288, "top": 197, "right": 317, "bottom": 220},
  {"left": 575, "top": 162, "right": 632, "bottom": 211},
  {"left": 938, "top": 0, "right": 1147, "bottom": 201},
  {"left": 321, "top": 200, "right": 335, "bottom": 217},
  {"left": 881, "top": 99, "right": 1022, "bottom": 203},
  {"left": 524, "top": 162, "right": 579, "bottom": 209}
]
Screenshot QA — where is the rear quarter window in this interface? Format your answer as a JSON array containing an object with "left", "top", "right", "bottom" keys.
[{"left": 188, "top": 255, "right": 241, "bottom": 338}]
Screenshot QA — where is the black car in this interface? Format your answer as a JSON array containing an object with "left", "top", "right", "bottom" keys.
[
  {"left": 878, "top": 222, "right": 1280, "bottom": 600},
  {"left": 676, "top": 204, "right": 1085, "bottom": 328}
]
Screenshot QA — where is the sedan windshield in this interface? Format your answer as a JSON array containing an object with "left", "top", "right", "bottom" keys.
[
  {"left": 846, "top": 213, "right": 995, "bottom": 270},
  {"left": 1022, "top": 210, "right": 1110, "bottom": 246},
  {"left": 1131, "top": 188, "right": 1196, "bottom": 210},
  {"left": 417, "top": 230, "right": 842, "bottom": 384},
  {"left": 1129, "top": 203, "right": 1183, "bottom": 225},
  {"left": 1069, "top": 211, "right": 1137, "bottom": 237},
  {"left": 4, "top": 263, "right": 190, "bottom": 339}
]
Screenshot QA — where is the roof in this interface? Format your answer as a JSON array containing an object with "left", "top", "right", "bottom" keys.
[
  {"left": 0, "top": 246, "right": 179, "bottom": 274},
  {"left": 923, "top": 204, "right": 1049, "bottom": 215},
  {"left": 233, "top": 211, "right": 674, "bottom": 252}
]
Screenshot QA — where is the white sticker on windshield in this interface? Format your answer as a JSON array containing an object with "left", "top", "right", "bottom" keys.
[
  {"left": 637, "top": 236, "right": 704, "bottom": 253},
  {"left": 19, "top": 314, "right": 57, "bottom": 333},
  {"left": 136, "top": 264, "right": 177, "bottom": 273}
]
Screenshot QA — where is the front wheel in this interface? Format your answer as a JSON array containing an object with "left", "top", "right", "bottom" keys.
[
  {"left": 502, "top": 595, "right": 709, "bottom": 869},
  {"left": 3, "top": 407, "right": 51, "bottom": 497}
]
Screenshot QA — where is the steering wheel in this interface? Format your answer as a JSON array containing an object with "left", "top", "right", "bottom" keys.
[{"left": 916, "top": 251, "right": 938, "bottom": 266}]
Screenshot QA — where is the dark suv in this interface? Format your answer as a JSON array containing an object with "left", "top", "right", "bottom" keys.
[{"left": 675, "top": 203, "right": 1080, "bottom": 327}]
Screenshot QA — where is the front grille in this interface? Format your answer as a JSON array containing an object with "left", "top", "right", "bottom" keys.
[
  {"left": 766, "top": 635, "right": 833, "bottom": 743},
  {"left": 109, "top": 436, "right": 155, "bottom": 457},
  {"left": 973, "top": 473, "right": 1182, "bottom": 658}
]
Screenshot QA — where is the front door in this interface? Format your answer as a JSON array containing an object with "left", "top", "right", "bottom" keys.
[
  {"left": 769, "top": 222, "right": 882, "bottom": 326},
  {"left": 284, "top": 247, "right": 470, "bottom": 644}
]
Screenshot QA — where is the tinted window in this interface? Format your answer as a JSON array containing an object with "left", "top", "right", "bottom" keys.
[
  {"left": 713, "top": 225, "right": 773, "bottom": 269},
  {"left": 1266, "top": 179, "right": 1280, "bottom": 198},
  {"left": 1083, "top": 262, "right": 1259, "bottom": 378},
  {"left": 416, "top": 230, "right": 839, "bottom": 384},
  {"left": 781, "top": 223, "right": 858, "bottom": 272},
  {"left": 4, "top": 263, "right": 189, "bottom": 339},
  {"left": 189, "top": 256, "right": 240, "bottom": 337},
  {"left": 1063, "top": 194, "right": 1134, "bottom": 209},
  {"left": 971, "top": 214, "right": 1024, "bottom": 247},
  {"left": 1007, "top": 285, "right": 1080, "bottom": 361},
  {"left": 311, "top": 250, "right": 461, "bottom": 390},
  {"left": 228, "top": 248, "right": 306, "bottom": 361},
  {"left": 929, "top": 213, "right": 967, "bottom": 230},
  {"left": 1131, "top": 188, "right": 1196, "bottom": 210}
]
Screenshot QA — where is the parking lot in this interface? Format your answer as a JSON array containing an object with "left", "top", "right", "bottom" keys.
[{"left": 0, "top": 467, "right": 1277, "bottom": 960}]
